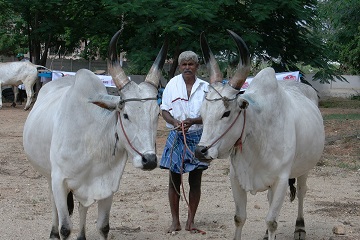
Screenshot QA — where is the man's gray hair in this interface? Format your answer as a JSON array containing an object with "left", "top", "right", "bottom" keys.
[{"left": 178, "top": 51, "right": 199, "bottom": 65}]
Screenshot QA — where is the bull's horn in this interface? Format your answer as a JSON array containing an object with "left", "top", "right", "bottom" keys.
[
  {"left": 144, "top": 37, "right": 169, "bottom": 88},
  {"left": 107, "top": 29, "right": 130, "bottom": 90},
  {"left": 227, "top": 30, "right": 251, "bottom": 90},
  {"left": 200, "top": 32, "right": 223, "bottom": 84}
]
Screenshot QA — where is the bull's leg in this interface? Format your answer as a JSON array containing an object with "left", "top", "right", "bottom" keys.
[
  {"left": 23, "top": 80, "right": 35, "bottom": 110},
  {"left": 0, "top": 83, "right": 3, "bottom": 109},
  {"left": 77, "top": 203, "right": 88, "bottom": 240},
  {"left": 262, "top": 189, "right": 274, "bottom": 240},
  {"left": 48, "top": 182, "right": 60, "bottom": 240},
  {"left": 52, "top": 177, "right": 72, "bottom": 240},
  {"left": 294, "top": 174, "right": 308, "bottom": 240},
  {"left": 230, "top": 167, "right": 247, "bottom": 240},
  {"left": 97, "top": 195, "right": 113, "bottom": 240},
  {"left": 265, "top": 178, "right": 288, "bottom": 240},
  {"left": 12, "top": 86, "right": 19, "bottom": 107}
]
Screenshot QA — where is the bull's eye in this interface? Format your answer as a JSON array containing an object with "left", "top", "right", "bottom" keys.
[
  {"left": 123, "top": 113, "right": 129, "bottom": 120},
  {"left": 221, "top": 111, "right": 231, "bottom": 118}
]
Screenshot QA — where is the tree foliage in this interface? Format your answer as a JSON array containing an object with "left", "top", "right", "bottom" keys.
[
  {"left": 0, "top": 0, "right": 27, "bottom": 56},
  {"left": 318, "top": 0, "right": 360, "bottom": 75},
  {"left": 0, "top": 0, "right": 356, "bottom": 82}
]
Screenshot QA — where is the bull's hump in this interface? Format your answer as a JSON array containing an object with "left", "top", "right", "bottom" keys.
[
  {"left": 248, "top": 67, "right": 279, "bottom": 93},
  {"left": 73, "top": 69, "right": 107, "bottom": 94}
]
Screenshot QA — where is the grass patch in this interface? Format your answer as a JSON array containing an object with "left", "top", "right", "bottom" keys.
[
  {"left": 323, "top": 113, "right": 360, "bottom": 120},
  {"left": 319, "top": 97, "right": 360, "bottom": 109},
  {"left": 350, "top": 95, "right": 360, "bottom": 101},
  {"left": 337, "top": 161, "right": 359, "bottom": 171}
]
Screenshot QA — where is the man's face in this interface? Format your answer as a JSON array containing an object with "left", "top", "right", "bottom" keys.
[{"left": 179, "top": 60, "right": 198, "bottom": 78}]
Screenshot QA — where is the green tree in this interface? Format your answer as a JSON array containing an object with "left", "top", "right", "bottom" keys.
[
  {"left": 104, "top": 0, "right": 233, "bottom": 77},
  {"left": 1, "top": 0, "right": 119, "bottom": 65},
  {"left": 319, "top": 0, "right": 360, "bottom": 74},
  {"left": 105, "top": 0, "right": 345, "bottom": 83},
  {"left": 0, "top": 0, "right": 352, "bottom": 83},
  {"left": 0, "top": 0, "right": 27, "bottom": 56},
  {"left": 206, "top": 0, "right": 347, "bottom": 83},
  {"left": 1, "top": 0, "right": 69, "bottom": 65},
  {"left": 63, "top": 0, "right": 121, "bottom": 60}
]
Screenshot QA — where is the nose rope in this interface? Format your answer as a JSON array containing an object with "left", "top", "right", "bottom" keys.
[
  {"left": 169, "top": 122, "right": 193, "bottom": 202},
  {"left": 205, "top": 109, "right": 245, "bottom": 151},
  {"left": 203, "top": 84, "right": 245, "bottom": 151},
  {"left": 119, "top": 97, "right": 157, "bottom": 103},
  {"left": 180, "top": 122, "right": 191, "bottom": 208},
  {"left": 235, "top": 109, "right": 246, "bottom": 151},
  {"left": 117, "top": 111, "right": 144, "bottom": 158},
  {"left": 115, "top": 97, "right": 157, "bottom": 158}
]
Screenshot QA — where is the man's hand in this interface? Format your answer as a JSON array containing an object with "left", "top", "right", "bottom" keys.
[{"left": 181, "top": 118, "right": 193, "bottom": 132}]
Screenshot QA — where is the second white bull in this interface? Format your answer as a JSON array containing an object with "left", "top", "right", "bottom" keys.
[{"left": 0, "top": 61, "right": 46, "bottom": 110}]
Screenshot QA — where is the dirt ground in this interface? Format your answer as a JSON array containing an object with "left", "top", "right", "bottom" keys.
[{"left": 0, "top": 100, "right": 359, "bottom": 240}]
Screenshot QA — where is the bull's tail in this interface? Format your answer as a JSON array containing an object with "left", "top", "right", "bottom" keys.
[
  {"left": 67, "top": 192, "right": 74, "bottom": 216},
  {"left": 288, "top": 178, "right": 296, "bottom": 202}
]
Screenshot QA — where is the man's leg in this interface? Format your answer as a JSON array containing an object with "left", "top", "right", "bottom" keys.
[
  {"left": 185, "top": 169, "right": 203, "bottom": 231},
  {"left": 168, "top": 170, "right": 182, "bottom": 232}
]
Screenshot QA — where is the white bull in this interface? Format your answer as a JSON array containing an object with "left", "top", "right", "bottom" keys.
[
  {"left": 23, "top": 30, "right": 168, "bottom": 240},
  {"left": 0, "top": 61, "right": 46, "bottom": 110},
  {"left": 195, "top": 30, "right": 325, "bottom": 240}
]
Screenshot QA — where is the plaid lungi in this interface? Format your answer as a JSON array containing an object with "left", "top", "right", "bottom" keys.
[{"left": 160, "top": 129, "right": 209, "bottom": 174}]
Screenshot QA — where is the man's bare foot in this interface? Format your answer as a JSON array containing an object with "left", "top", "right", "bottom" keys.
[
  {"left": 185, "top": 221, "right": 206, "bottom": 234},
  {"left": 167, "top": 223, "right": 181, "bottom": 233},
  {"left": 185, "top": 220, "right": 194, "bottom": 231}
]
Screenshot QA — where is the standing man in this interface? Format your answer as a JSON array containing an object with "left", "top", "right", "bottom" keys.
[{"left": 160, "top": 51, "right": 209, "bottom": 233}]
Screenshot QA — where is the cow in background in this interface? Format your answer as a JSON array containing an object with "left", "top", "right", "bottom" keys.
[{"left": 0, "top": 61, "right": 48, "bottom": 110}]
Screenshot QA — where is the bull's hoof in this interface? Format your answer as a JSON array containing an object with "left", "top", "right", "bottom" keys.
[
  {"left": 49, "top": 226, "right": 60, "bottom": 239},
  {"left": 263, "top": 230, "right": 268, "bottom": 240},
  {"left": 263, "top": 236, "right": 277, "bottom": 240},
  {"left": 294, "top": 229, "right": 306, "bottom": 240},
  {"left": 60, "top": 224, "right": 71, "bottom": 239},
  {"left": 11, "top": 102, "right": 16, "bottom": 107},
  {"left": 263, "top": 231, "right": 277, "bottom": 240}
]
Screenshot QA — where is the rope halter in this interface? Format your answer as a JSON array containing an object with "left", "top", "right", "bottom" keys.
[
  {"left": 115, "top": 97, "right": 158, "bottom": 157},
  {"left": 203, "top": 84, "right": 246, "bottom": 152}
]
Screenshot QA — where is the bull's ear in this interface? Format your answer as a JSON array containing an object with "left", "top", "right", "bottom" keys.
[
  {"left": 92, "top": 101, "right": 113, "bottom": 110},
  {"left": 90, "top": 94, "right": 119, "bottom": 110},
  {"left": 237, "top": 98, "right": 249, "bottom": 109}
]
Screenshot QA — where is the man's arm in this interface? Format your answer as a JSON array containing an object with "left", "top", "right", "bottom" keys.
[{"left": 162, "top": 110, "right": 181, "bottom": 129}]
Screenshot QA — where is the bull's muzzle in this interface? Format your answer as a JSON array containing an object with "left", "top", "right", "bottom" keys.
[
  {"left": 142, "top": 153, "right": 157, "bottom": 170},
  {"left": 195, "top": 145, "right": 212, "bottom": 163}
]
